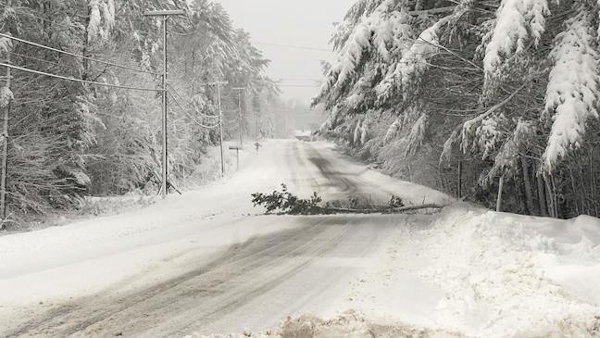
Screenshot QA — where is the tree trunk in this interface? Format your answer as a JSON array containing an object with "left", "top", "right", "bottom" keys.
[
  {"left": 590, "top": 147, "right": 598, "bottom": 216},
  {"left": 496, "top": 174, "right": 504, "bottom": 212},
  {"left": 457, "top": 160, "right": 463, "bottom": 199},
  {"left": 569, "top": 168, "right": 580, "bottom": 215},
  {"left": 537, "top": 174, "right": 548, "bottom": 217},
  {"left": 521, "top": 159, "right": 536, "bottom": 215},
  {"left": 544, "top": 173, "right": 556, "bottom": 218},
  {"left": 82, "top": 3, "right": 91, "bottom": 80}
]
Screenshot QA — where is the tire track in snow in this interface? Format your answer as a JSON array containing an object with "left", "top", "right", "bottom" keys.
[
  {"left": 5, "top": 216, "right": 357, "bottom": 337},
  {"left": 3, "top": 140, "right": 415, "bottom": 337}
]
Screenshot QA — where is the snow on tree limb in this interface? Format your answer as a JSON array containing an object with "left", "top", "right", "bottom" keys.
[
  {"left": 376, "top": 1, "right": 475, "bottom": 104},
  {"left": 87, "top": 0, "right": 116, "bottom": 43},
  {"left": 543, "top": 10, "right": 600, "bottom": 171},
  {"left": 405, "top": 113, "right": 428, "bottom": 156},
  {"left": 384, "top": 118, "right": 401, "bottom": 144},
  {"left": 483, "top": 0, "right": 550, "bottom": 78},
  {"left": 440, "top": 126, "right": 461, "bottom": 165},
  {"left": 337, "top": 24, "right": 372, "bottom": 86},
  {"left": 353, "top": 118, "right": 363, "bottom": 145},
  {"left": 484, "top": 119, "right": 536, "bottom": 185},
  {"left": 0, "top": 87, "right": 13, "bottom": 109},
  {"left": 335, "top": 0, "right": 411, "bottom": 88},
  {"left": 460, "top": 84, "right": 526, "bottom": 154},
  {"left": 376, "top": 17, "right": 447, "bottom": 102},
  {"left": 0, "top": 35, "right": 12, "bottom": 56}
]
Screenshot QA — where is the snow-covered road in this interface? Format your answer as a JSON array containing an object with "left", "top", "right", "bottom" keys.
[
  {"left": 0, "top": 140, "right": 451, "bottom": 337},
  {"left": 2, "top": 140, "right": 599, "bottom": 337}
]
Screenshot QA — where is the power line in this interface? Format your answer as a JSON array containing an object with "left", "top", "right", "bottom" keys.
[
  {"left": 0, "top": 62, "right": 162, "bottom": 92},
  {"left": 277, "top": 84, "right": 322, "bottom": 88},
  {"left": 253, "top": 41, "right": 332, "bottom": 52},
  {"left": 277, "top": 78, "right": 323, "bottom": 82},
  {"left": 0, "top": 32, "right": 161, "bottom": 76},
  {"left": 9, "top": 51, "right": 62, "bottom": 67},
  {"left": 10, "top": 8, "right": 82, "bottom": 33},
  {"left": 167, "top": 89, "right": 221, "bottom": 129},
  {"left": 167, "top": 84, "right": 219, "bottom": 120}
]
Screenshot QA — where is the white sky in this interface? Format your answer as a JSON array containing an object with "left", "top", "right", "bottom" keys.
[{"left": 214, "top": 0, "right": 354, "bottom": 104}]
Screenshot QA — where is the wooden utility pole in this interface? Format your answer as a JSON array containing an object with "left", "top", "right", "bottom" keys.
[
  {"left": 1, "top": 48, "right": 12, "bottom": 223},
  {"left": 144, "top": 9, "right": 185, "bottom": 199},
  {"left": 232, "top": 87, "right": 245, "bottom": 147},
  {"left": 216, "top": 82, "right": 225, "bottom": 176},
  {"left": 197, "top": 80, "right": 228, "bottom": 175}
]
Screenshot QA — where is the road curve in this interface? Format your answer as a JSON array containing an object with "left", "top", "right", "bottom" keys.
[{"left": 1, "top": 140, "right": 449, "bottom": 337}]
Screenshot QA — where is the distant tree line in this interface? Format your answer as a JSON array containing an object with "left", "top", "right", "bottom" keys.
[
  {"left": 314, "top": 0, "right": 600, "bottom": 218},
  {"left": 0, "top": 0, "right": 281, "bottom": 222}
]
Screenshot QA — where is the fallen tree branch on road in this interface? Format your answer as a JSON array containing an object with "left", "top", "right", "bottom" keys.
[
  {"left": 325, "top": 203, "right": 444, "bottom": 214},
  {"left": 251, "top": 184, "right": 444, "bottom": 215}
]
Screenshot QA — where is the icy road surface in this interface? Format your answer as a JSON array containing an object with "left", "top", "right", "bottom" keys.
[
  {"left": 2, "top": 140, "right": 600, "bottom": 337},
  {"left": 0, "top": 140, "right": 451, "bottom": 337}
]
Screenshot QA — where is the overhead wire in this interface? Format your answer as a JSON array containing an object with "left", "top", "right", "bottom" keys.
[
  {"left": 168, "top": 103, "right": 220, "bottom": 130},
  {"left": 0, "top": 62, "right": 162, "bottom": 92},
  {"left": 277, "top": 84, "right": 322, "bottom": 88},
  {"left": 253, "top": 41, "right": 332, "bottom": 52},
  {"left": 167, "top": 84, "right": 219, "bottom": 120},
  {"left": 9, "top": 51, "right": 63, "bottom": 67},
  {"left": 167, "top": 89, "right": 221, "bottom": 129},
  {"left": 0, "top": 32, "right": 162, "bottom": 76}
]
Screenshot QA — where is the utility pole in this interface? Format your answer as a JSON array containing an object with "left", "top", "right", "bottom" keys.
[
  {"left": 198, "top": 81, "right": 228, "bottom": 176},
  {"left": 1, "top": 44, "right": 12, "bottom": 224},
  {"left": 216, "top": 82, "right": 225, "bottom": 176},
  {"left": 144, "top": 9, "right": 185, "bottom": 199},
  {"left": 232, "top": 87, "right": 245, "bottom": 147}
]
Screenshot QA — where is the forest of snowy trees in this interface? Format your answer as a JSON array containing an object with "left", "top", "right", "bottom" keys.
[
  {"left": 0, "top": 0, "right": 287, "bottom": 224},
  {"left": 314, "top": 0, "right": 600, "bottom": 218}
]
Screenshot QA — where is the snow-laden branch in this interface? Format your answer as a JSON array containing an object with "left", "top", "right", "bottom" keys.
[
  {"left": 460, "top": 83, "right": 526, "bottom": 153},
  {"left": 88, "top": 0, "right": 116, "bottom": 42},
  {"left": 483, "top": 0, "right": 550, "bottom": 78},
  {"left": 543, "top": 10, "right": 599, "bottom": 171}
]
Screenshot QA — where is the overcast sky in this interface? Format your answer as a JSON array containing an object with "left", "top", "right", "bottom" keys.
[{"left": 214, "top": 0, "right": 353, "bottom": 104}]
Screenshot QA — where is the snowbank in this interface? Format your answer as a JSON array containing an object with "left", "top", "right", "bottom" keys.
[
  {"left": 346, "top": 205, "right": 600, "bottom": 337},
  {"left": 187, "top": 311, "right": 462, "bottom": 338},
  {"left": 423, "top": 206, "right": 600, "bottom": 336}
]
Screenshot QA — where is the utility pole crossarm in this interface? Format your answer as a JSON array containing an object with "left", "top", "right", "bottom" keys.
[
  {"left": 198, "top": 81, "right": 229, "bottom": 86},
  {"left": 143, "top": 10, "right": 186, "bottom": 16}
]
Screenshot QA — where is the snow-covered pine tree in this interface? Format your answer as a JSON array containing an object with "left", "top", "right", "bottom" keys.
[
  {"left": 316, "top": 0, "right": 600, "bottom": 217},
  {"left": 0, "top": 0, "right": 277, "bottom": 222}
]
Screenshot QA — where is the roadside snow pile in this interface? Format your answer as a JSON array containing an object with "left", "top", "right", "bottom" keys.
[
  {"left": 187, "top": 311, "right": 462, "bottom": 338},
  {"left": 419, "top": 206, "right": 600, "bottom": 337}
]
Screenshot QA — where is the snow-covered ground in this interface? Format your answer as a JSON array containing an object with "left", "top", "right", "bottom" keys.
[
  {"left": 189, "top": 204, "right": 600, "bottom": 337},
  {"left": 342, "top": 205, "right": 600, "bottom": 337},
  {"left": 0, "top": 139, "right": 599, "bottom": 337}
]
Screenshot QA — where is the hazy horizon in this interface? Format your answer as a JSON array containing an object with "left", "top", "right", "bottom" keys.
[{"left": 214, "top": 0, "right": 353, "bottom": 104}]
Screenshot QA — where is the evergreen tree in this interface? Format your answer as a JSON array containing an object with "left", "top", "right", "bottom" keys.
[{"left": 315, "top": 0, "right": 600, "bottom": 218}]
